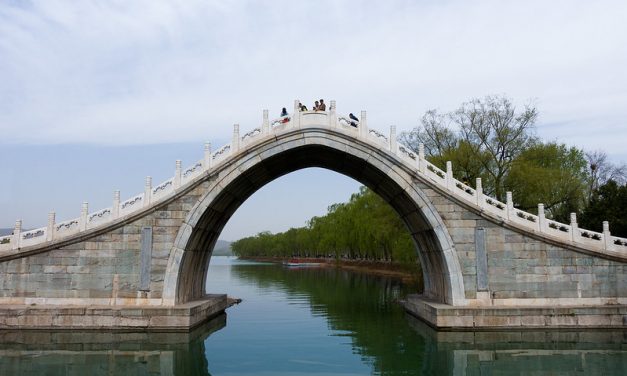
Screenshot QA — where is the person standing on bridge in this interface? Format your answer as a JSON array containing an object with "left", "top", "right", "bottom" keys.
[
  {"left": 349, "top": 113, "right": 359, "bottom": 127},
  {"left": 313, "top": 101, "right": 319, "bottom": 111},
  {"left": 318, "top": 99, "right": 326, "bottom": 111},
  {"left": 281, "top": 107, "right": 288, "bottom": 117}
]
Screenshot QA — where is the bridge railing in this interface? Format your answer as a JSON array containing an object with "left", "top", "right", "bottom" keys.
[
  {"left": 2, "top": 100, "right": 626, "bottom": 259},
  {"left": 394, "top": 140, "right": 627, "bottom": 255}
]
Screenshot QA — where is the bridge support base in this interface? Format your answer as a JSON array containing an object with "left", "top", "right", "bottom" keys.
[
  {"left": 0, "top": 294, "right": 228, "bottom": 332},
  {"left": 402, "top": 294, "right": 627, "bottom": 330}
]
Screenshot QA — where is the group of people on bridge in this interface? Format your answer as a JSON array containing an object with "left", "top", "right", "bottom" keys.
[
  {"left": 279, "top": 99, "right": 360, "bottom": 128},
  {"left": 296, "top": 98, "right": 326, "bottom": 112}
]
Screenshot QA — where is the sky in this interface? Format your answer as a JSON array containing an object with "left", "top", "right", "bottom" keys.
[{"left": 1, "top": 0, "right": 626, "bottom": 240}]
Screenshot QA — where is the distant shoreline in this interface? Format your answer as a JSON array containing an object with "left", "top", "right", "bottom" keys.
[{"left": 237, "top": 256, "right": 422, "bottom": 286}]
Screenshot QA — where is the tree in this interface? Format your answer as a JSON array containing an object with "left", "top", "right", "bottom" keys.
[
  {"left": 400, "top": 95, "right": 538, "bottom": 200},
  {"left": 579, "top": 180, "right": 627, "bottom": 237},
  {"left": 231, "top": 187, "right": 417, "bottom": 264},
  {"left": 398, "top": 110, "right": 458, "bottom": 157},
  {"left": 505, "top": 142, "right": 588, "bottom": 222},
  {"left": 452, "top": 96, "right": 538, "bottom": 199},
  {"left": 585, "top": 151, "right": 627, "bottom": 202}
]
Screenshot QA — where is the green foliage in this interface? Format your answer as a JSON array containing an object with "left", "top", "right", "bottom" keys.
[
  {"left": 400, "top": 95, "right": 538, "bottom": 200},
  {"left": 398, "top": 94, "right": 627, "bottom": 225},
  {"left": 505, "top": 142, "right": 589, "bottom": 222},
  {"left": 429, "top": 139, "right": 492, "bottom": 185},
  {"left": 231, "top": 187, "right": 417, "bottom": 264},
  {"left": 579, "top": 180, "right": 627, "bottom": 237}
]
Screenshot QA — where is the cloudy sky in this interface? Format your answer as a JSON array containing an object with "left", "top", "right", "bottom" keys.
[{"left": 1, "top": 0, "right": 626, "bottom": 239}]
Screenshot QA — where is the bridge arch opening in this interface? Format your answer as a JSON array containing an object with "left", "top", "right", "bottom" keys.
[{"left": 165, "top": 133, "right": 465, "bottom": 306}]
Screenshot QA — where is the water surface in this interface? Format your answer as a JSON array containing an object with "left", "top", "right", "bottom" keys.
[{"left": 1, "top": 256, "right": 625, "bottom": 375}]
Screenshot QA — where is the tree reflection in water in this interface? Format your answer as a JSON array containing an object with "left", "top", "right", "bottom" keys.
[{"left": 1, "top": 260, "right": 625, "bottom": 375}]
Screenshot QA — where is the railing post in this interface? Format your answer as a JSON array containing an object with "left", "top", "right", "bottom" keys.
[
  {"left": 113, "top": 190, "right": 120, "bottom": 219},
  {"left": 475, "top": 178, "right": 484, "bottom": 208},
  {"left": 174, "top": 160, "right": 182, "bottom": 188},
  {"left": 418, "top": 143, "right": 426, "bottom": 173},
  {"left": 80, "top": 202, "right": 88, "bottom": 231},
  {"left": 329, "top": 100, "right": 337, "bottom": 128},
  {"left": 359, "top": 110, "right": 367, "bottom": 139},
  {"left": 47, "top": 212, "right": 56, "bottom": 241},
  {"left": 204, "top": 142, "right": 212, "bottom": 171},
  {"left": 232, "top": 124, "right": 240, "bottom": 151},
  {"left": 446, "top": 161, "right": 453, "bottom": 190},
  {"left": 506, "top": 191, "right": 513, "bottom": 219},
  {"left": 389, "top": 125, "right": 397, "bottom": 152},
  {"left": 262, "top": 109, "right": 269, "bottom": 134},
  {"left": 602, "top": 221, "right": 611, "bottom": 250},
  {"left": 537, "top": 204, "right": 546, "bottom": 232},
  {"left": 144, "top": 176, "right": 152, "bottom": 206},
  {"left": 292, "top": 99, "right": 301, "bottom": 128},
  {"left": 12, "top": 219, "right": 21, "bottom": 250},
  {"left": 570, "top": 213, "right": 579, "bottom": 242}
]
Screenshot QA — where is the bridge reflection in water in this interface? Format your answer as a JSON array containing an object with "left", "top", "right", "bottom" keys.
[
  {"left": 0, "top": 315, "right": 223, "bottom": 376},
  {"left": 1, "top": 259, "right": 625, "bottom": 375}
]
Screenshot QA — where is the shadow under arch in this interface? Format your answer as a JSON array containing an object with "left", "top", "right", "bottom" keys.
[{"left": 164, "top": 130, "right": 466, "bottom": 306}]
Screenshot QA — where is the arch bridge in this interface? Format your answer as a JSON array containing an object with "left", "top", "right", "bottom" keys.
[{"left": 1, "top": 100, "right": 626, "bottom": 330}]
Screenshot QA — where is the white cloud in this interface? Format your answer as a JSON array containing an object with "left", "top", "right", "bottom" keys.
[{"left": 1, "top": 0, "right": 626, "bottom": 160}]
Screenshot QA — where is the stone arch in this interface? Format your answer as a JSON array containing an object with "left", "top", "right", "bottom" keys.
[{"left": 164, "top": 130, "right": 466, "bottom": 306}]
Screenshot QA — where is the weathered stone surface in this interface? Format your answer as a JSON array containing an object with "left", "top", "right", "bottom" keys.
[
  {"left": 402, "top": 295, "right": 627, "bottom": 329},
  {"left": 0, "top": 126, "right": 625, "bottom": 329}
]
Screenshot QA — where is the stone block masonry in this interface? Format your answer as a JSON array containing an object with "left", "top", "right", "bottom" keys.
[
  {"left": 0, "top": 295, "right": 227, "bottom": 331},
  {"left": 0, "top": 105, "right": 625, "bottom": 329}
]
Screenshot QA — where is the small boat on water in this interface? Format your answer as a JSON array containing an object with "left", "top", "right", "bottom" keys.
[{"left": 282, "top": 258, "right": 323, "bottom": 268}]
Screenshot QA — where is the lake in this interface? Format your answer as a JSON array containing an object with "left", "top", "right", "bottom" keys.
[{"left": 1, "top": 256, "right": 625, "bottom": 375}]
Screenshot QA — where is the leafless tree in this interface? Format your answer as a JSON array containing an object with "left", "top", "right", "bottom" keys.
[
  {"left": 398, "top": 110, "right": 458, "bottom": 157},
  {"left": 400, "top": 95, "right": 538, "bottom": 200},
  {"left": 450, "top": 96, "right": 538, "bottom": 199},
  {"left": 585, "top": 150, "right": 627, "bottom": 200}
]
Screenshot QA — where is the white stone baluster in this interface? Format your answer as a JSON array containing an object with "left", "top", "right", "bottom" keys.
[
  {"left": 232, "top": 124, "right": 240, "bottom": 152},
  {"left": 174, "top": 160, "right": 182, "bottom": 188},
  {"left": 476, "top": 178, "right": 484, "bottom": 208},
  {"left": 603, "top": 221, "right": 611, "bottom": 250},
  {"left": 538, "top": 204, "right": 546, "bottom": 232},
  {"left": 113, "top": 190, "right": 121, "bottom": 219},
  {"left": 446, "top": 161, "right": 453, "bottom": 190},
  {"left": 144, "top": 176, "right": 152, "bottom": 206},
  {"left": 570, "top": 213, "right": 579, "bottom": 242},
  {"left": 506, "top": 191, "right": 513, "bottom": 219},
  {"left": 359, "top": 110, "right": 368, "bottom": 139},
  {"left": 262, "top": 110, "right": 269, "bottom": 134},
  {"left": 80, "top": 202, "right": 88, "bottom": 231},
  {"left": 204, "top": 142, "right": 212, "bottom": 171},
  {"left": 292, "top": 99, "right": 301, "bottom": 128},
  {"left": 418, "top": 143, "right": 426, "bottom": 173},
  {"left": 47, "top": 212, "right": 56, "bottom": 241},
  {"left": 389, "top": 125, "right": 397, "bottom": 152},
  {"left": 12, "top": 219, "right": 21, "bottom": 250},
  {"left": 329, "top": 100, "right": 337, "bottom": 128}
]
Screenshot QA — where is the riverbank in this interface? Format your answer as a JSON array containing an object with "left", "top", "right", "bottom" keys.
[{"left": 237, "top": 256, "right": 422, "bottom": 286}]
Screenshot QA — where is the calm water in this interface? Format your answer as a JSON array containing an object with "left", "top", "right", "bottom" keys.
[{"left": 1, "top": 256, "right": 626, "bottom": 375}]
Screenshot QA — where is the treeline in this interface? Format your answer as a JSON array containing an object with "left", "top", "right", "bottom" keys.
[
  {"left": 399, "top": 95, "right": 627, "bottom": 236},
  {"left": 231, "top": 187, "right": 416, "bottom": 263}
]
